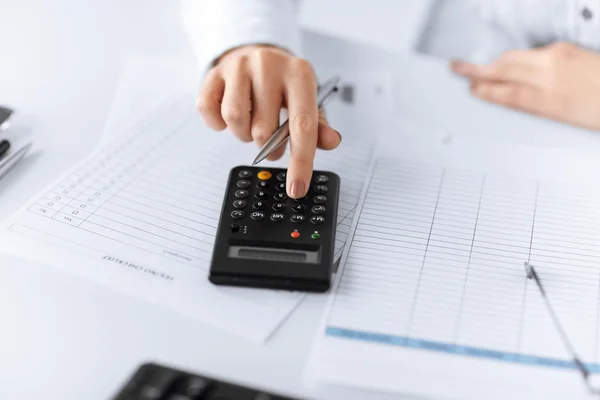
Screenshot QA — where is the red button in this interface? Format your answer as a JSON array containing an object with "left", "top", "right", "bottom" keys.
[{"left": 291, "top": 231, "right": 300, "bottom": 239}]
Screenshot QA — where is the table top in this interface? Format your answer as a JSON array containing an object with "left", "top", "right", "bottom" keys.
[{"left": 2, "top": 2, "right": 600, "bottom": 400}]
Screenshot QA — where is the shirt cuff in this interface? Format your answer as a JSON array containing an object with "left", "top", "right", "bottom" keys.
[{"left": 182, "top": 0, "right": 301, "bottom": 74}]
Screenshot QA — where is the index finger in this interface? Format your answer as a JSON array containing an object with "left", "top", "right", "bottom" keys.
[{"left": 284, "top": 60, "right": 319, "bottom": 199}]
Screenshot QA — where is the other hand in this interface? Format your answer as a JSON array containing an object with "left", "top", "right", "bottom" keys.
[
  {"left": 197, "top": 45, "right": 342, "bottom": 198},
  {"left": 450, "top": 43, "right": 600, "bottom": 131}
]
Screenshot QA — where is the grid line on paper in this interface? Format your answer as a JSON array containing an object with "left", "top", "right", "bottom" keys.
[
  {"left": 406, "top": 169, "right": 446, "bottom": 336},
  {"left": 325, "top": 157, "right": 600, "bottom": 376},
  {"left": 517, "top": 181, "right": 540, "bottom": 352},
  {"left": 453, "top": 175, "right": 486, "bottom": 343},
  {"left": 596, "top": 272, "right": 600, "bottom": 363}
]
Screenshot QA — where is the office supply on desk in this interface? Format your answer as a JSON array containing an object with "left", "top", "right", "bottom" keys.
[
  {"left": 0, "top": 140, "right": 10, "bottom": 160},
  {"left": 253, "top": 76, "right": 340, "bottom": 165},
  {"left": 0, "top": 142, "right": 32, "bottom": 181},
  {"left": 209, "top": 166, "right": 340, "bottom": 292},
  {"left": 306, "top": 140, "right": 600, "bottom": 399},
  {"left": 524, "top": 262, "right": 600, "bottom": 396},
  {"left": 0, "top": 106, "right": 12, "bottom": 131},
  {"left": 113, "top": 363, "right": 298, "bottom": 400},
  {"left": 0, "top": 95, "right": 372, "bottom": 342}
]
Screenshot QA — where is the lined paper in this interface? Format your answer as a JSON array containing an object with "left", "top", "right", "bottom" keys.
[
  {"left": 308, "top": 148, "right": 600, "bottom": 399},
  {"left": 0, "top": 96, "right": 372, "bottom": 342}
]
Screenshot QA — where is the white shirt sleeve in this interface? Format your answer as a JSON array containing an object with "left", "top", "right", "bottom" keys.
[
  {"left": 182, "top": 0, "right": 302, "bottom": 72},
  {"left": 467, "top": 0, "right": 600, "bottom": 61}
]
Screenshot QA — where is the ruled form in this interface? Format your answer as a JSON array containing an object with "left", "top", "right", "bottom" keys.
[
  {"left": 0, "top": 96, "right": 372, "bottom": 342},
  {"left": 307, "top": 144, "right": 600, "bottom": 399}
]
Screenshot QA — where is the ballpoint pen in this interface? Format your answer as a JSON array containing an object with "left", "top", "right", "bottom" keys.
[
  {"left": 0, "top": 142, "right": 32, "bottom": 180},
  {"left": 0, "top": 106, "right": 13, "bottom": 131},
  {"left": 0, "top": 107, "right": 33, "bottom": 180},
  {"left": 252, "top": 76, "right": 341, "bottom": 165}
]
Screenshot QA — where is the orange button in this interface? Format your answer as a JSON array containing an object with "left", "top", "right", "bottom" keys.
[
  {"left": 257, "top": 171, "right": 272, "bottom": 180},
  {"left": 291, "top": 231, "right": 300, "bottom": 239}
]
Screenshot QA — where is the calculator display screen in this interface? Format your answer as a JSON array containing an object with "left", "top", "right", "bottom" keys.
[{"left": 228, "top": 246, "right": 320, "bottom": 264}]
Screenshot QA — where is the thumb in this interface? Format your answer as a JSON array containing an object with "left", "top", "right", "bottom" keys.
[{"left": 317, "top": 110, "right": 342, "bottom": 150}]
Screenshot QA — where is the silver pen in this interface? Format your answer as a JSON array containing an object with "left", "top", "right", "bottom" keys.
[
  {"left": 252, "top": 76, "right": 340, "bottom": 165},
  {"left": 0, "top": 142, "right": 32, "bottom": 180},
  {"left": 0, "top": 108, "right": 33, "bottom": 180},
  {"left": 0, "top": 106, "right": 13, "bottom": 131}
]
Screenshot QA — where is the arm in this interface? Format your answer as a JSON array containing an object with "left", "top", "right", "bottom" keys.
[
  {"left": 451, "top": 43, "right": 600, "bottom": 131},
  {"left": 182, "top": 0, "right": 302, "bottom": 71},
  {"left": 183, "top": 0, "right": 341, "bottom": 199}
]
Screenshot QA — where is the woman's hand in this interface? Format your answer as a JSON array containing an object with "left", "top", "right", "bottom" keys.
[
  {"left": 197, "top": 45, "right": 342, "bottom": 199},
  {"left": 451, "top": 43, "right": 600, "bottom": 131}
]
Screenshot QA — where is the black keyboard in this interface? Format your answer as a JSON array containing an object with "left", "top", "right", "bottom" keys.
[{"left": 113, "top": 363, "right": 300, "bottom": 400}]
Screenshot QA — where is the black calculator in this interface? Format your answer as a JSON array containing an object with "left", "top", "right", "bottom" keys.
[
  {"left": 209, "top": 166, "right": 340, "bottom": 292},
  {"left": 112, "top": 362, "right": 299, "bottom": 399}
]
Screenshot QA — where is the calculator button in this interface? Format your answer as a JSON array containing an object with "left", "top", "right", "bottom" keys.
[
  {"left": 314, "top": 174, "right": 329, "bottom": 184},
  {"left": 256, "top": 181, "right": 269, "bottom": 190},
  {"left": 235, "top": 190, "right": 249, "bottom": 199},
  {"left": 313, "top": 195, "right": 327, "bottom": 204},
  {"left": 311, "top": 205, "right": 326, "bottom": 214},
  {"left": 236, "top": 180, "right": 251, "bottom": 189},
  {"left": 276, "top": 172, "right": 286, "bottom": 181},
  {"left": 139, "top": 369, "right": 178, "bottom": 399},
  {"left": 291, "top": 214, "right": 305, "bottom": 224},
  {"left": 310, "top": 215, "right": 325, "bottom": 225},
  {"left": 230, "top": 224, "right": 241, "bottom": 233},
  {"left": 270, "top": 213, "right": 285, "bottom": 222},
  {"left": 272, "top": 203, "right": 286, "bottom": 212},
  {"left": 233, "top": 200, "right": 247, "bottom": 209},
  {"left": 276, "top": 182, "right": 286, "bottom": 191},
  {"left": 292, "top": 204, "right": 306, "bottom": 213},
  {"left": 238, "top": 170, "right": 252, "bottom": 179},
  {"left": 257, "top": 171, "right": 272, "bottom": 180},
  {"left": 291, "top": 231, "right": 300, "bottom": 238},
  {"left": 314, "top": 185, "right": 328, "bottom": 194},
  {"left": 254, "top": 191, "right": 268, "bottom": 200},
  {"left": 311, "top": 232, "right": 320, "bottom": 239},
  {"left": 252, "top": 201, "right": 267, "bottom": 210},
  {"left": 231, "top": 210, "right": 245, "bottom": 219},
  {"left": 273, "top": 192, "right": 287, "bottom": 201},
  {"left": 176, "top": 376, "right": 210, "bottom": 398},
  {"left": 251, "top": 211, "right": 265, "bottom": 220}
]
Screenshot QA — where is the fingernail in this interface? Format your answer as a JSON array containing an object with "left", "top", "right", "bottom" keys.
[
  {"left": 335, "top": 130, "right": 342, "bottom": 143},
  {"left": 290, "top": 180, "right": 306, "bottom": 199}
]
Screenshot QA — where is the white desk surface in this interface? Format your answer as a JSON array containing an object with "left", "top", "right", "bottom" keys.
[{"left": 2, "top": 2, "right": 600, "bottom": 400}]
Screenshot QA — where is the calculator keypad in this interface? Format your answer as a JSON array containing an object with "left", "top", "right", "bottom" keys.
[
  {"left": 230, "top": 210, "right": 245, "bottom": 219},
  {"left": 234, "top": 190, "right": 249, "bottom": 198},
  {"left": 113, "top": 363, "right": 298, "bottom": 400},
  {"left": 313, "top": 195, "right": 326, "bottom": 204},
  {"left": 232, "top": 200, "right": 247, "bottom": 209},
  {"left": 236, "top": 180, "right": 251, "bottom": 189},
  {"left": 270, "top": 213, "right": 285, "bottom": 222},
  {"left": 272, "top": 203, "right": 286, "bottom": 212},
  {"left": 292, "top": 204, "right": 306, "bottom": 213},
  {"left": 313, "top": 185, "right": 328, "bottom": 194},
  {"left": 291, "top": 214, "right": 305, "bottom": 224},
  {"left": 227, "top": 168, "right": 334, "bottom": 232},
  {"left": 310, "top": 215, "right": 325, "bottom": 225},
  {"left": 252, "top": 201, "right": 266, "bottom": 209},
  {"left": 273, "top": 193, "right": 287, "bottom": 202}
]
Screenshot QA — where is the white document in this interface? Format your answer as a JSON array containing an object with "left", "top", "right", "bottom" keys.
[
  {"left": 306, "top": 139, "right": 600, "bottom": 399},
  {"left": 0, "top": 96, "right": 372, "bottom": 342}
]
